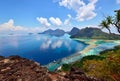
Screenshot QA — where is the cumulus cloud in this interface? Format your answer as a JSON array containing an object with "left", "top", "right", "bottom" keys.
[
  {"left": 58, "top": 0, "right": 98, "bottom": 21},
  {"left": 0, "top": 19, "right": 46, "bottom": 34},
  {"left": 59, "top": 0, "right": 85, "bottom": 10},
  {"left": 0, "top": 19, "right": 28, "bottom": 32},
  {"left": 37, "top": 17, "right": 51, "bottom": 27},
  {"left": 49, "top": 17, "right": 62, "bottom": 26},
  {"left": 117, "top": 0, "right": 120, "bottom": 4},
  {"left": 64, "top": 14, "right": 72, "bottom": 25}
]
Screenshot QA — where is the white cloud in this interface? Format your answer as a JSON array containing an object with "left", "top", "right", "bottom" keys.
[
  {"left": 76, "top": 2, "right": 97, "bottom": 21},
  {"left": 117, "top": 0, "right": 120, "bottom": 4},
  {"left": 0, "top": 19, "right": 14, "bottom": 28},
  {"left": 0, "top": 19, "right": 47, "bottom": 34},
  {"left": 0, "top": 19, "right": 28, "bottom": 32},
  {"left": 49, "top": 17, "right": 62, "bottom": 26},
  {"left": 64, "top": 14, "right": 72, "bottom": 25},
  {"left": 37, "top": 17, "right": 51, "bottom": 27},
  {"left": 58, "top": 0, "right": 98, "bottom": 21},
  {"left": 64, "top": 19, "right": 69, "bottom": 25},
  {"left": 4, "top": 19, "right": 14, "bottom": 27},
  {"left": 59, "top": 0, "right": 85, "bottom": 10},
  {"left": 68, "top": 14, "right": 72, "bottom": 18}
]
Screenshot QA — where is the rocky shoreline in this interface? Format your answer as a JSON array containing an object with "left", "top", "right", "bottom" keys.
[{"left": 0, "top": 55, "right": 103, "bottom": 81}]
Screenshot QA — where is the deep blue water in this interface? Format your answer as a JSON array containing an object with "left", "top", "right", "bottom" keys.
[{"left": 0, "top": 34, "right": 87, "bottom": 65}]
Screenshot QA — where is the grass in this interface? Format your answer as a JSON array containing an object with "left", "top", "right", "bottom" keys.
[{"left": 60, "top": 45, "right": 120, "bottom": 81}]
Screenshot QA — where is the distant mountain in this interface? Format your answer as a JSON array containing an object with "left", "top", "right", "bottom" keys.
[
  {"left": 69, "top": 27, "right": 80, "bottom": 36},
  {"left": 70, "top": 27, "right": 120, "bottom": 39},
  {"left": 39, "top": 29, "right": 66, "bottom": 37}
]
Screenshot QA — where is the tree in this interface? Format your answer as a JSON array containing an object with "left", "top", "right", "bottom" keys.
[
  {"left": 99, "top": 18, "right": 111, "bottom": 34},
  {"left": 114, "top": 10, "right": 120, "bottom": 33},
  {"left": 100, "top": 9, "right": 120, "bottom": 34}
]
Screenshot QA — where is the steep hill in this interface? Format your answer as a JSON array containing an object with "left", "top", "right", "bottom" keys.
[
  {"left": 69, "top": 27, "right": 80, "bottom": 36},
  {"left": 70, "top": 27, "right": 120, "bottom": 39}
]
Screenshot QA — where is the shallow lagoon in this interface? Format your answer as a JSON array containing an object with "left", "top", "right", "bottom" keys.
[{"left": 46, "top": 39, "right": 120, "bottom": 71}]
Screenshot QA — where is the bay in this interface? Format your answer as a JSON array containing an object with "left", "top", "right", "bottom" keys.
[{"left": 0, "top": 34, "right": 87, "bottom": 65}]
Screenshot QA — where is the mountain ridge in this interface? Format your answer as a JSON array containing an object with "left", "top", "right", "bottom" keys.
[
  {"left": 70, "top": 27, "right": 120, "bottom": 39},
  {"left": 39, "top": 29, "right": 66, "bottom": 37}
]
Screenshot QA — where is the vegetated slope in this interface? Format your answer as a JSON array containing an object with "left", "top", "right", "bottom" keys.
[
  {"left": 61, "top": 45, "right": 120, "bottom": 81},
  {"left": 70, "top": 27, "right": 120, "bottom": 40}
]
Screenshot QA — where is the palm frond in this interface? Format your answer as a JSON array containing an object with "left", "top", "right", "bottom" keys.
[
  {"left": 115, "top": 10, "right": 120, "bottom": 22},
  {"left": 106, "top": 16, "right": 113, "bottom": 24},
  {"left": 99, "top": 20, "right": 109, "bottom": 29}
]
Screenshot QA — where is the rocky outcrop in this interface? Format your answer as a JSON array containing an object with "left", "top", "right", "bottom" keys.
[
  {"left": 64, "top": 67, "right": 103, "bottom": 81},
  {"left": 0, "top": 55, "right": 52, "bottom": 81},
  {"left": 0, "top": 55, "right": 103, "bottom": 81}
]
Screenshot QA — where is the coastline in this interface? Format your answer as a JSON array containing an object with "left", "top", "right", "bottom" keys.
[
  {"left": 74, "top": 38, "right": 120, "bottom": 53},
  {"left": 45, "top": 38, "right": 120, "bottom": 72}
]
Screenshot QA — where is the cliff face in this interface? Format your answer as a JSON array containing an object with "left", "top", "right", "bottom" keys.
[{"left": 0, "top": 55, "right": 102, "bottom": 81}]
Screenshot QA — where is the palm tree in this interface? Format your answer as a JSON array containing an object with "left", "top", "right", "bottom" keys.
[
  {"left": 100, "top": 20, "right": 111, "bottom": 34},
  {"left": 99, "top": 20, "right": 111, "bottom": 34},
  {"left": 106, "top": 16, "right": 113, "bottom": 24},
  {"left": 100, "top": 9, "right": 120, "bottom": 34},
  {"left": 114, "top": 10, "right": 120, "bottom": 33}
]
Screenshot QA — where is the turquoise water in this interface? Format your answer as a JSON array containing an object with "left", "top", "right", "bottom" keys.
[
  {"left": 83, "top": 42, "right": 118, "bottom": 56},
  {"left": 0, "top": 34, "right": 87, "bottom": 65},
  {"left": 46, "top": 41, "right": 120, "bottom": 71},
  {"left": 0, "top": 34, "right": 119, "bottom": 71}
]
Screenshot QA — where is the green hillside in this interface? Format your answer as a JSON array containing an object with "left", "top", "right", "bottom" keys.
[
  {"left": 70, "top": 27, "right": 120, "bottom": 40},
  {"left": 60, "top": 45, "right": 120, "bottom": 81}
]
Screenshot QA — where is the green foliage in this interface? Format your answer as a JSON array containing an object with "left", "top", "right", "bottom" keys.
[
  {"left": 100, "top": 9, "right": 120, "bottom": 33},
  {"left": 61, "top": 64, "right": 71, "bottom": 72},
  {"left": 73, "top": 55, "right": 105, "bottom": 68},
  {"left": 82, "top": 45, "right": 120, "bottom": 81},
  {"left": 61, "top": 45, "right": 120, "bottom": 80},
  {"left": 61, "top": 55, "right": 105, "bottom": 72},
  {"left": 99, "top": 18, "right": 111, "bottom": 34},
  {"left": 70, "top": 27, "right": 120, "bottom": 39}
]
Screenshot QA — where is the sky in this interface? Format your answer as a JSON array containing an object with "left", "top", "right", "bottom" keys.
[{"left": 0, "top": 0, "right": 120, "bottom": 34}]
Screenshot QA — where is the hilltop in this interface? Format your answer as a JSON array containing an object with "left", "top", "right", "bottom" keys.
[{"left": 70, "top": 27, "right": 120, "bottom": 40}]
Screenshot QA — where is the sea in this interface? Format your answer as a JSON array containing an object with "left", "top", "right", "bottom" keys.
[{"left": 0, "top": 34, "right": 88, "bottom": 65}]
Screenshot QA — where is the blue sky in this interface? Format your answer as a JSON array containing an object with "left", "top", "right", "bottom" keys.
[{"left": 0, "top": 0, "right": 120, "bottom": 34}]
